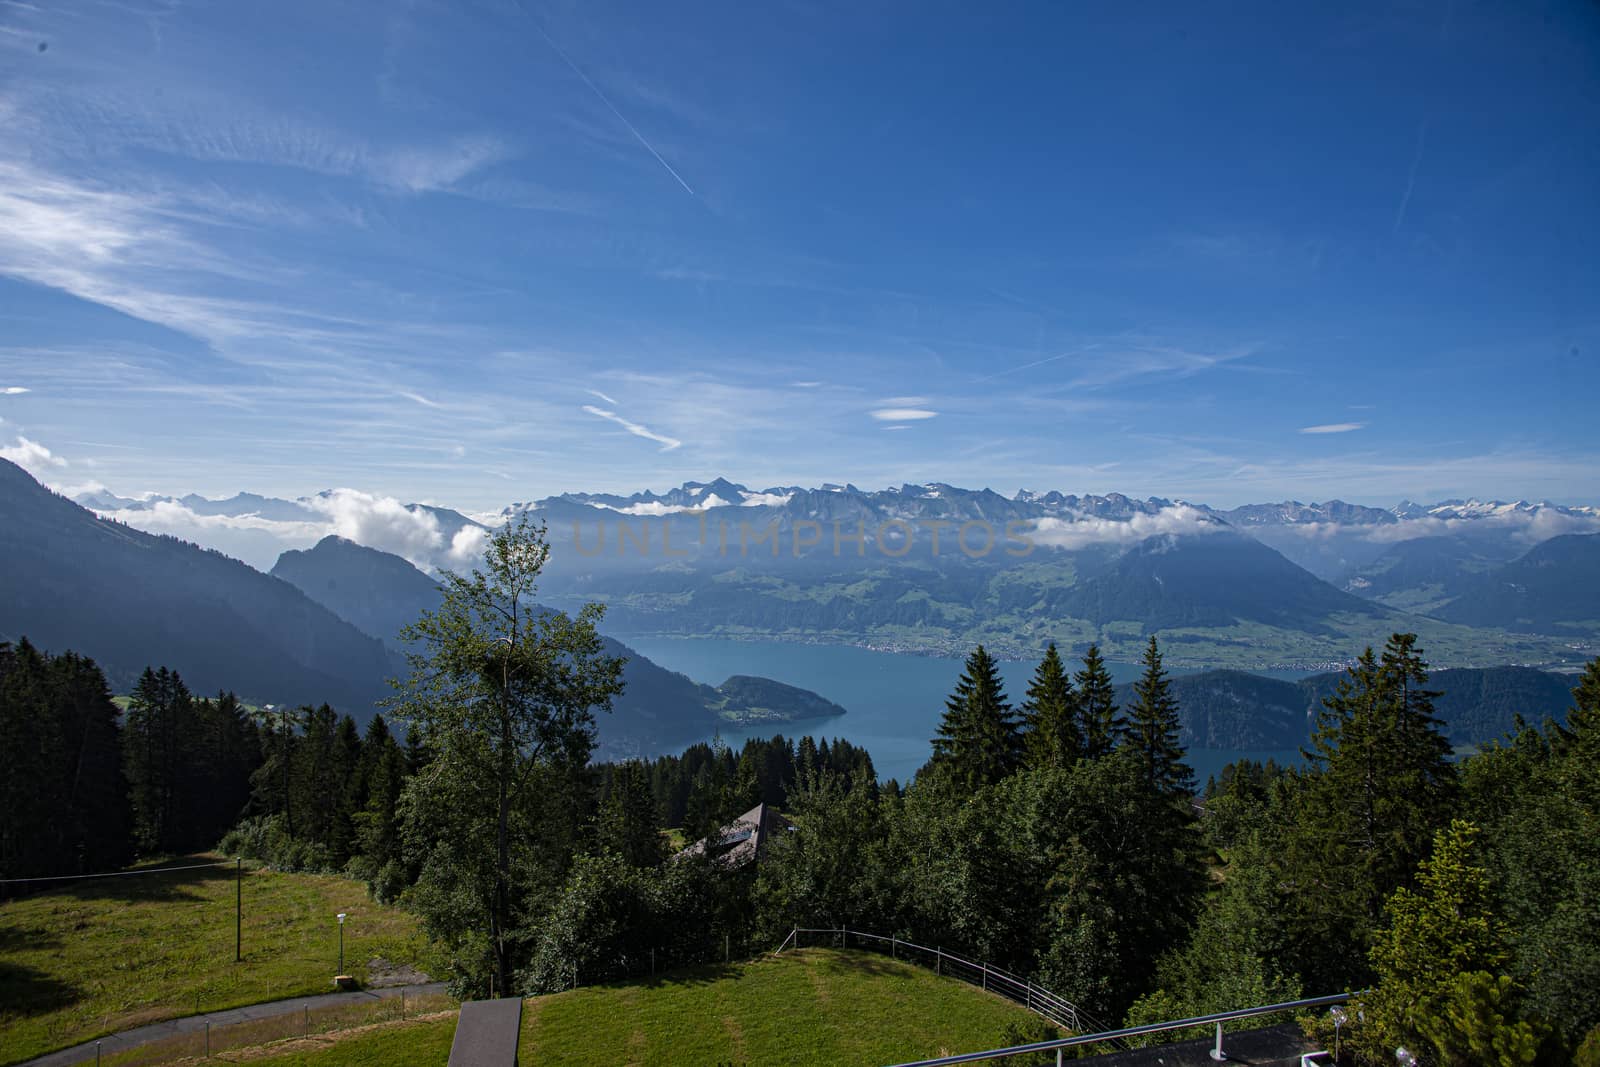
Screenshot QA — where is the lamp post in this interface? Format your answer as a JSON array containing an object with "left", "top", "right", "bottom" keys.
[
  {"left": 337, "top": 912, "right": 347, "bottom": 976},
  {"left": 1329, "top": 1006, "right": 1347, "bottom": 1061}
]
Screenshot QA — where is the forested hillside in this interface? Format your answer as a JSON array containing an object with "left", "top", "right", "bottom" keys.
[
  {"left": 270, "top": 535, "right": 845, "bottom": 755},
  {"left": 1124, "top": 664, "right": 1579, "bottom": 749},
  {"left": 1432, "top": 533, "right": 1600, "bottom": 633}
]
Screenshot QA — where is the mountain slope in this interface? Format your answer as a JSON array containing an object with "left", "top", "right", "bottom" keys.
[
  {"left": 1138, "top": 664, "right": 1579, "bottom": 749},
  {"left": 0, "top": 460, "right": 400, "bottom": 713},
  {"left": 1429, "top": 534, "right": 1600, "bottom": 634},
  {"left": 1051, "top": 532, "right": 1390, "bottom": 634},
  {"left": 269, "top": 536, "right": 845, "bottom": 756}
]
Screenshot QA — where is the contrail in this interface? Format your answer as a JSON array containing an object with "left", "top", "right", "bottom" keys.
[
  {"left": 975, "top": 344, "right": 1101, "bottom": 383},
  {"left": 1392, "top": 118, "right": 1428, "bottom": 234},
  {"left": 519, "top": 5, "right": 696, "bottom": 197}
]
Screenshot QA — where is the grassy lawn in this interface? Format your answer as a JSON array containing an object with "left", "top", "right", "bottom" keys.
[
  {"left": 228, "top": 948, "right": 1046, "bottom": 1066},
  {"left": 0, "top": 856, "right": 436, "bottom": 1066}
]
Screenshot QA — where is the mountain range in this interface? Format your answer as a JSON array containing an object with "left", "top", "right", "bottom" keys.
[
  {"left": 67, "top": 475, "right": 1600, "bottom": 669},
  {"left": 7, "top": 458, "right": 1591, "bottom": 760},
  {"left": 0, "top": 461, "right": 843, "bottom": 757}
]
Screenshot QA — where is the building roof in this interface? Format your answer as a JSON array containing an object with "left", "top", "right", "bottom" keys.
[{"left": 677, "top": 803, "right": 795, "bottom": 868}]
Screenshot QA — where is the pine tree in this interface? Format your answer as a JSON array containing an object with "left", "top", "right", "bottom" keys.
[
  {"left": 1283, "top": 634, "right": 1458, "bottom": 988},
  {"left": 932, "top": 645, "right": 1021, "bottom": 789},
  {"left": 1022, "top": 643, "right": 1083, "bottom": 770},
  {"left": 123, "top": 666, "right": 195, "bottom": 853},
  {"left": 0, "top": 641, "right": 132, "bottom": 877},
  {"left": 598, "top": 760, "right": 665, "bottom": 867},
  {"left": 1075, "top": 644, "right": 1121, "bottom": 759},
  {"left": 1123, "top": 637, "right": 1193, "bottom": 797},
  {"left": 1356, "top": 820, "right": 1549, "bottom": 1065}
]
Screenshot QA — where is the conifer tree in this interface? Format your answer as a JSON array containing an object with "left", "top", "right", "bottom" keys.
[
  {"left": 1282, "top": 634, "right": 1457, "bottom": 987},
  {"left": 1123, "top": 637, "right": 1192, "bottom": 797},
  {"left": 598, "top": 760, "right": 665, "bottom": 867},
  {"left": 932, "top": 644, "right": 1021, "bottom": 788},
  {"left": 1022, "top": 643, "right": 1082, "bottom": 770},
  {"left": 123, "top": 666, "right": 196, "bottom": 853},
  {"left": 1075, "top": 644, "right": 1121, "bottom": 759},
  {"left": 0, "top": 641, "right": 132, "bottom": 877}
]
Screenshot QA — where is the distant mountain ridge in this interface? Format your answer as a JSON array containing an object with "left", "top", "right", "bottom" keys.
[{"left": 65, "top": 474, "right": 1600, "bottom": 668}]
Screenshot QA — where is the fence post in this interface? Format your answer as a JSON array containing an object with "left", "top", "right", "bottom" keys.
[
  {"left": 1212, "top": 1021, "right": 1225, "bottom": 1061},
  {"left": 982, "top": 964, "right": 987, "bottom": 991},
  {"left": 205, "top": 1021, "right": 211, "bottom": 1058},
  {"left": 891, "top": 936, "right": 897, "bottom": 960},
  {"left": 304, "top": 1006, "right": 309, "bottom": 1035},
  {"left": 937, "top": 947, "right": 942, "bottom": 976}
]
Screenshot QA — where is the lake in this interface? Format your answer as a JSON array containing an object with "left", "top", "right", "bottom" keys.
[{"left": 617, "top": 635, "right": 1307, "bottom": 786}]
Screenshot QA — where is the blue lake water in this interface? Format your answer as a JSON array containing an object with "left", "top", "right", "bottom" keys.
[{"left": 617, "top": 635, "right": 1308, "bottom": 786}]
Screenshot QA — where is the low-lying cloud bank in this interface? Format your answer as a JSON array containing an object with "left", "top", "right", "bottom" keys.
[
  {"left": 92, "top": 490, "right": 490, "bottom": 573},
  {"left": 1272, "top": 508, "right": 1600, "bottom": 546},
  {"left": 1029, "top": 505, "right": 1224, "bottom": 550}
]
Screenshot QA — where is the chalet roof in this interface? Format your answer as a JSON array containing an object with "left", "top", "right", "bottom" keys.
[{"left": 677, "top": 802, "right": 795, "bottom": 868}]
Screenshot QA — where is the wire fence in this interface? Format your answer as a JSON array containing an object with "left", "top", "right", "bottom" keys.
[
  {"left": 881, "top": 992, "right": 1357, "bottom": 1067},
  {"left": 774, "top": 928, "right": 1121, "bottom": 1044}
]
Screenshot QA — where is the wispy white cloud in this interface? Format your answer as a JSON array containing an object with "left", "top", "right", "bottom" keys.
[
  {"left": 400, "top": 391, "right": 441, "bottom": 408},
  {"left": 1299, "top": 422, "right": 1366, "bottom": 435},
  {"left": 870, "top": 407, "right": 938, "bottom": 421},
  {"left": 1, "top": 386, "right": 28, "bottom": 395},
  {"left": 1029, "top": 505, "right": 1225, "bottom": 550},
  {"left": 586, "top": 388, "right": 618, "bottom": 405},
  {"left": 581, "top": 404, "right": 682, "bottom": 451},
  {"left": 0, "top": 434, "right": 66, "bottom": 470}
]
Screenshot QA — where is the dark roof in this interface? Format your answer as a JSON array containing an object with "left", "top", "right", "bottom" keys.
[{"left": 677, "top": 803, "right": 796, "bottom": 868}]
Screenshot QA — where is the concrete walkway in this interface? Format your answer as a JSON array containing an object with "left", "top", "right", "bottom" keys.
[{"left": 15, "top": 982, "right": 450, "bottom": 1067}]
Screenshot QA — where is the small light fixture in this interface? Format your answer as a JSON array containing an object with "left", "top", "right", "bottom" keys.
[{"left": 1395, "top": 1049, "right": 1418, "bottom": 1067}]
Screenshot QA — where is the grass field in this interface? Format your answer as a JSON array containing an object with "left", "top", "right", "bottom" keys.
[
  {"left": 0, "top": 856, "right": 437, "bottom": 1066},
  {"left": 200, "top": 948, "right": 1047, "bottom": 1066}
]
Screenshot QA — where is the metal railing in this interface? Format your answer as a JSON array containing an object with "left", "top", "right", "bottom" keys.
[
  {"left": 881, "top": 991, "right": 1358, "bottom": 1066},
  {"left": 773, "top": 928, "right": 1118, "bottom": 1039}
]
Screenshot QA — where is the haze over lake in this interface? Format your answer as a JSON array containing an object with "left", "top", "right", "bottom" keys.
[{"left": 619, "top": 636, "right": 1308, "bottom": 784}]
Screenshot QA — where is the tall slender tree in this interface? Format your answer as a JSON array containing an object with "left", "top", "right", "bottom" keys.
[
  {"left": 391, "top": 513, "right": 625, "bottom": 996},
  {"left": 1022, "top": 643, "right": 1083, "bottom": 770},
  {"left": 1075, "top": 644, "right": 1121, "bottom": 759},
  {"left": 1123, "top": 637, "right": 1192, "bottom": 797},
  {"left": 932, "top": 645, "right": 1021, "bottom": 789}
]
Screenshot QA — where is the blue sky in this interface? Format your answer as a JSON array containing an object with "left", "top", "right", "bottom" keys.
[{"left": 1, "top": 0, "right": 1596, "bottom": 510}]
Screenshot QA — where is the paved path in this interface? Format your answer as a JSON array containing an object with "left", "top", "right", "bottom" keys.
[{"left": 15, "top": 982, "right": 450, "bottom": 1067}]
